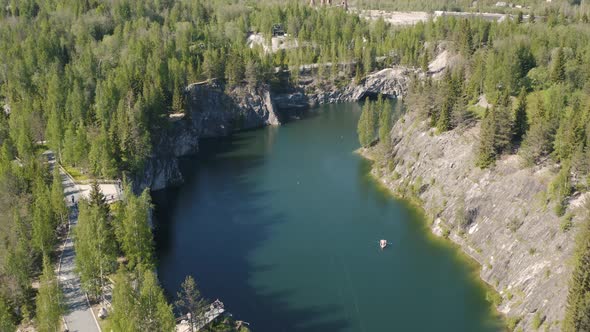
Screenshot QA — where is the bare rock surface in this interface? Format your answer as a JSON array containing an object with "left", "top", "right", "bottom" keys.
[
  {"left": 368, "top": 111, "right": 583, "bottom": 331},
  {"left": 137, "top": 81, "right": 281, "bottom": 191}
]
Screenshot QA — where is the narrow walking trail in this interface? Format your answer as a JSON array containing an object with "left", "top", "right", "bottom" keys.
[{"left": 45, "top": 151, "right": 101, "bottom": 332}]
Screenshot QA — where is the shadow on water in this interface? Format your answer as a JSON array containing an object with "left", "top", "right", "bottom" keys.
[
  {"left": 153, "top": 102, "right": 504, "bottom": 332},
  {"left": 153, "top": 134, "right": 350, "bottom": 332}
]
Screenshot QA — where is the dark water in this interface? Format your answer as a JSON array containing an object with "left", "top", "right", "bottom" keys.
[{"left": 153, "top": 103, "right": 503, "bottom": 332}]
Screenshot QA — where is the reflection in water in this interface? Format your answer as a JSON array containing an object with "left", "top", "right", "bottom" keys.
[{"left": 154, "top": 103, "right": 503, "bottom": 332}]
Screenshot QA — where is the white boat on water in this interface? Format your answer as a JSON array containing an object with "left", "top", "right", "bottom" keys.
[{"left": 380, "top": 239, "right": 387, "bottom": 249}]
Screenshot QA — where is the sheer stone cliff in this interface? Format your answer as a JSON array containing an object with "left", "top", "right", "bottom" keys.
[
  {"left": 138, "top": 67, "right": 580, "bottom": 331},
  {"left": 366, "top": 110, "right": 582, "bottom": 331}
]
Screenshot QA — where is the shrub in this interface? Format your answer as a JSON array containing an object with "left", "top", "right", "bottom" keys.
[
  {"left": 486, "top": 290, "right": 502, "bottom": 307},
  {"left": 532, "top": 311, "right": 544, "bottom": 330},
  {"left": 561, "top": 213, "right": 574, "bottom": 232},
  {"left": 506, "top": 316, "right": 522, "bottom": 331},
  {"left": 507, "top": 218, "right": 523, "bottom": 233}
]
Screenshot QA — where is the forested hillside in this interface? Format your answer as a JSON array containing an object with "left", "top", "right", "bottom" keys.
[
  {"left": 2, "top": 0, "right": 590, "bottom": 330},
  {"left": 353, "top": 0, "right": 586, "bottom": 13},
  {"left": 353, "top": 6, "right": 590, "bottom": 331},
  {"left": 0, "top": 0, "right": 427, "bottom": 329}
]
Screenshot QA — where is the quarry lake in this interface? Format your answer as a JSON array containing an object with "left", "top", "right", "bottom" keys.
[{"left": 153, "top": 103, "right": 504, "bottom": 332}]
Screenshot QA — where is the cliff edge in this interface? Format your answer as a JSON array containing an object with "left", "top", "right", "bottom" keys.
[{"left": 367, "top": 110, "right": 582, "bottom": 331}]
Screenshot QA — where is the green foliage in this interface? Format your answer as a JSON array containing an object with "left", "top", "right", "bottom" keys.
[
  {"left": 513, "top": 88, "right": 528, "bottom": 143},
  {"left": 0, "top": 295, "right": 16, "bottom": 332},
  {"left": 357, "top": 98, "right": 376, "bottom": 147},
  {"left": 477, "top": 107, "right": 497, "bottom": 168},
  {"left": 115, "top": 187, "right": 154, "bottom": 269},
  {"left": 31, "top": 176, "right": 57, "bottom": 256},
  {"left": 561, "top": 213, "right": 574, "bottom": 232},
  {"left": 359, "top": 95, "right": 396, "bottom": 148},
  {"left": 563, "top": 205, "right": 590, "bottom": 331},
  {"left": 379, "top": 99, "right": 393, "bottom": 144},
  {"left": 506, "top": 316, "right": 522, "bottom": 331},
  {"left": 532, "top": 311, "right": 544, "bottom": 330},
  {"left": 507, "top": 218, "right": 523, "bottom": 233},
  {"left": 74, "top": 197, "right": 117, "bottom": 300},
  {"left": 111, "top": 267, "right": 175, "bottom": 332},
  {"left": 50, "top": 167, "right": 67, "bottom": 225},
  {"left": 485, "top": 289, "right": 502, "bottom": 307},
  {"left": 549, "top": 162, "right": 572, "bottom": 216},
  {"left": 175, "top": 276, "right": 208, "bottom": 321},
  {"left": 35, "top": 256, "right": 63, "bottom": 332},
  {"left": 550, "top": 47, "right": 565, "bottom": 83}
]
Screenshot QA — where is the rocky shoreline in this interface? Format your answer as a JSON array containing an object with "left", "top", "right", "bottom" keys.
[
  {"left": 364, "top": 110, "right": 581, "bottom": 332},
  {"left": 140, "top": 65, "right": 578, "bottom": 331},
  {"left": 135, "top": 67, "right": 412, "bottom": 192}
]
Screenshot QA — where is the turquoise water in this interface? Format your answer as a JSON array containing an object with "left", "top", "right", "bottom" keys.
[{"left": 154, "top": 103, "right": 503, "bottom": 332}]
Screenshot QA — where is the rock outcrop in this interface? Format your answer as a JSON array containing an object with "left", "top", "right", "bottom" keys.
[
  {"left": 273, "top": 67, "right": 412, "bottom": 109},
  {"left": 136, "top": 81, "right": 281, "bottom": 191},
  {"left": 139, "top": 68, "right": 413, "bottom": 191},
  {"left": 185, "top": 81, "right": 280, "bottom": 137},
  {"left": 367, "top": 110, "right": 580, "bottom": 331}
]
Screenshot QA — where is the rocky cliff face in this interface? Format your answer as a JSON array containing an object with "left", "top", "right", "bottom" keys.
[
  {"left": 139, "top": 63, "right": 578, "bottom": 330},
  {"left": 272, "top": 67, "right": 412, "bottom": 109},
  {"left": 367, "top": 110, "right": 581, "bottom": 331},
  {"left": 140, "top": 68, "right": 413, "bottom": 191},
  {"left": 185, "top": 81, "right": 280, "bottom": 137},
  {"left": 136, "top": 82, "right": 281, "bottom": 191}
]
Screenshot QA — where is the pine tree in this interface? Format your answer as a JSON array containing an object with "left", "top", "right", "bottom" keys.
[
  {"left": 32, "top": 178, "right": 56, "bottom": 256},
  {"left": 563, "top": 208, "right": 590, "bottom": 332},
  {"left": 357, "top": 99, "right": 373, "bottom": 147},
  {"left": 111, "top": 267, "right": 175, "bottom": 332},
  {"left": 116, "top": 188, "right": 154, "bottom": 269},
  {"left": 379, "top": 99, "right": 393, "bottom": 144},
  {"left": 75, "top": 200, "right": 117, "bottom": 300},
  {"left": 73, "top": 122, "right": 89, "bottom": 168},
  {"left": 225, "top": 51, "right": 245, "bottom": 87},
  {"left": 175, "top": 276, "right": 207, "bottom": 323},
  {"left": 45, "top": 108, "right": 63, "bottom": 156},
  {"left": 363, "top": 45, "right": 375, "bottom": 76},
  {"left": 245, "top": 59, "right": 260, "bottom": 89},
  {"left": 35, "top": 255, "right": 63, "bottom": 332},
  {"left": 89, "top": 180, "right": 109, "bottom": 215},
  {"left": 111, "top": 267, "right": 138, "bottom": 332},
  {"left": 50, "top": 166, "right": 67, "bottom": 225},
  {"left": 137, "top": 269, "right": 176, "bottom": 332},
  {"left": 513, "top": 88, "right": 529, "bottom": 143},
  {"left": 0, "top": 295, "right": 15, "bottom": 332},
  {"left": 202, "top": 49, "right": 219, "bottom": 81},
  {"left": 421, "top": 51, "right": 430, "bottom": 73},
  {"left": 5, "top": 209, "right": 33, "bottom": 302},
  {"left": 437, "top": 70, "right": 455, "bottom": 132},
  {"left": 458, "top": 19, "right": 473, "bottom": 56},
  {"left": 171, "top": 85, "right": 184, "bottom": 113},
  {"left": 437, "top": 97, "right": 453, "bottom": 132},
  {"left": 44, "top": 69, "right": 64, "bottom": 155},
  {"left": 550, "top": 47, "right": 566, "bottom": 83},
  {"left": 477, "top": 107, "right": 497, "bottom": 168},
  {"left": 493, "top": 95, "right": 513, "bottom": 153}
]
